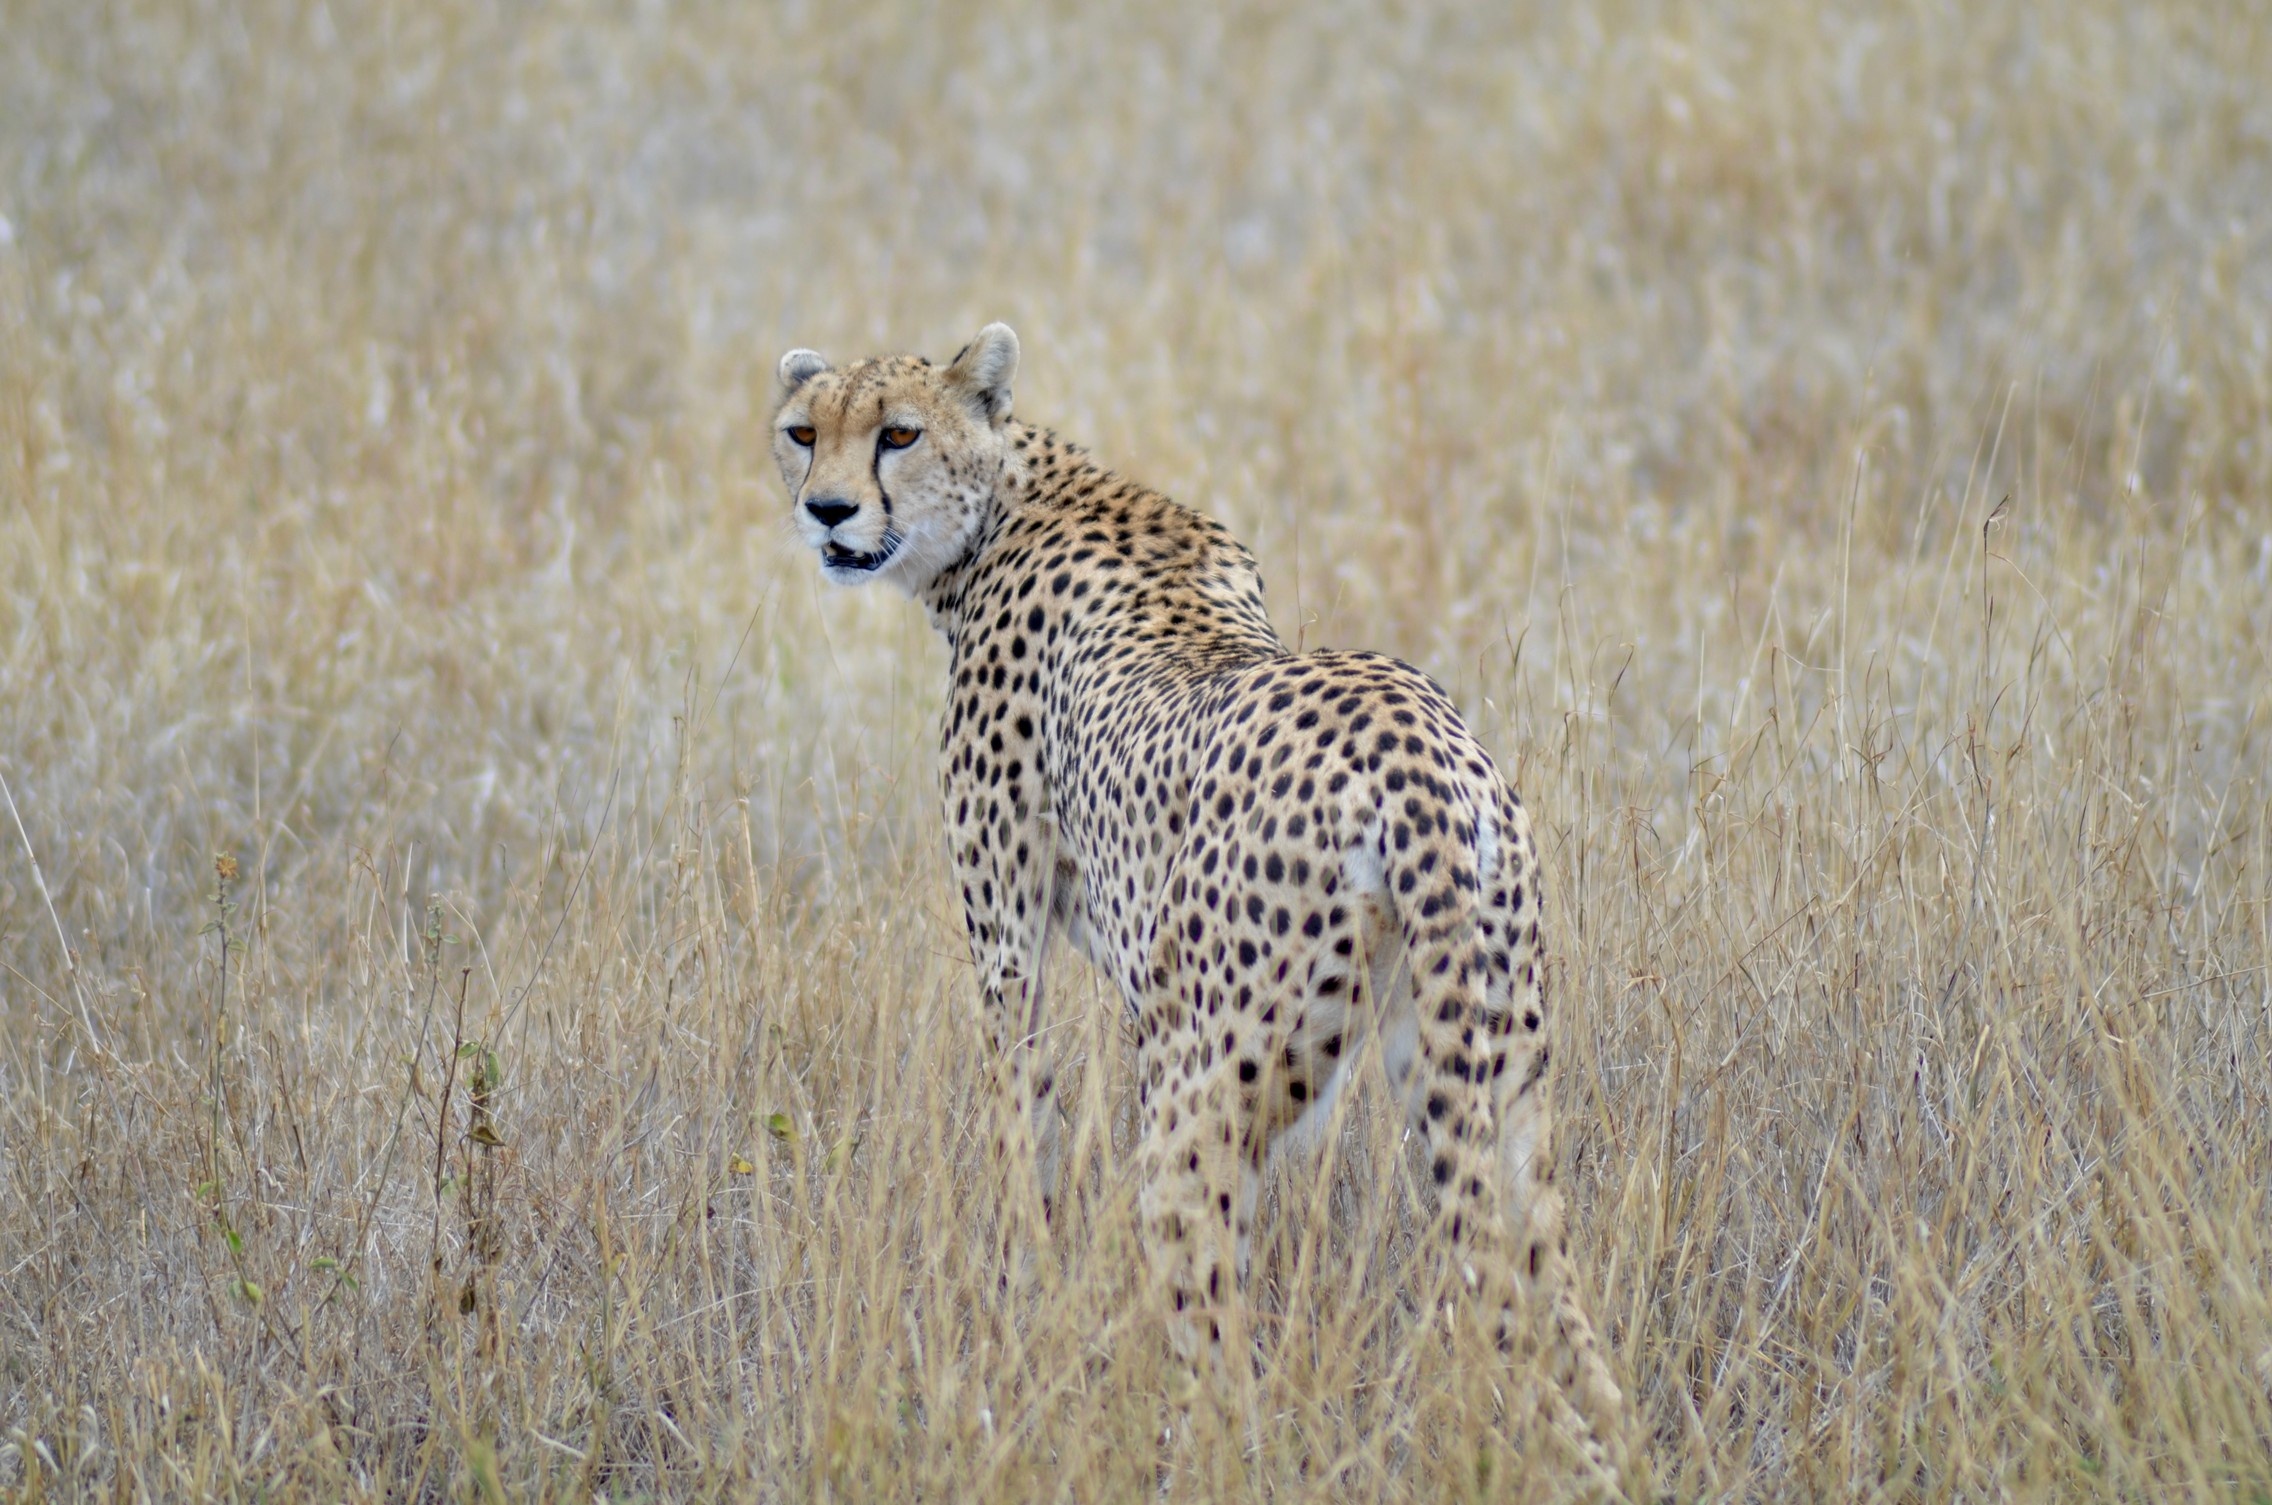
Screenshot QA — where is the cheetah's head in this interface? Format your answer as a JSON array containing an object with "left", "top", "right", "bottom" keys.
[{"left": 772, "top": 323, "right": 1019, "bottom": 593}]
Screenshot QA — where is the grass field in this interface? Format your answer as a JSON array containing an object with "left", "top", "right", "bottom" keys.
[{"left": 4, "top": 1, "right": 2271, "bottom": 1497}]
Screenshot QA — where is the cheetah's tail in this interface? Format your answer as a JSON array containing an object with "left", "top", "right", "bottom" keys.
[{"left": 1386, "top": 807, "right": 1638, "bottom": 1489}]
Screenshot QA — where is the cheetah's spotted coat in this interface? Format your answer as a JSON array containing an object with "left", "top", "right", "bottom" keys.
[{"left": 773, "top": 324, "right": 1629, "bottom": 1471}]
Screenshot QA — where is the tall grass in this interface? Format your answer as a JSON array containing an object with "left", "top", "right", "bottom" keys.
[{"left": 3, "top": 0, "right": 2269, "bottom": 1497}]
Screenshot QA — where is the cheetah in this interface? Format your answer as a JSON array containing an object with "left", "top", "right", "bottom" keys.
[{"left": 773, "top": 324, "right": 1631, "bottom": 1475}]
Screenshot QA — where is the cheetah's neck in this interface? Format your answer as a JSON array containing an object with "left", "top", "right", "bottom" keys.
[{"left": 916, "top": 422, "right": 1286, "bottom": 672}]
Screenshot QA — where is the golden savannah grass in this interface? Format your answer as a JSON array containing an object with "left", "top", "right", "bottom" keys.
[{"left": 2, "top": 0, "right": 2269, "bottom": 1498}]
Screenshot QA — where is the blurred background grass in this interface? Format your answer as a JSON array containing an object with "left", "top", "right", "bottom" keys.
[{"left": 2, "top": 1, "right": 2269, "bottom": 1497}]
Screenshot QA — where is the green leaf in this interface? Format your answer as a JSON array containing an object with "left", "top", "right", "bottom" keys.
[
  {"left": 764, "top": 1112, "right": 795, "bottom": 1144},
  {"left": 465, "top": 1435, "right": 506, "bottom": 1505}
]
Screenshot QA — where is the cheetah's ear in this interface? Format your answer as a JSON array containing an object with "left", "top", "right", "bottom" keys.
[
  {"left": 778, "top": 348, "right": 830, "bottom": 390},
  {"left": 945, "top": 322, "right": 1018, "bottom": 425}
]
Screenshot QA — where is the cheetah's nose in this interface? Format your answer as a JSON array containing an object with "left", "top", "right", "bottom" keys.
[{"left": 805, "top": 497, "right": 859, "bottom": 529}]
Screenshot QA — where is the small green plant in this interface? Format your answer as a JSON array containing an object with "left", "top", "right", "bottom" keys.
[{"left": 200, "top": 854, "right": 248, "bottom": 1304}]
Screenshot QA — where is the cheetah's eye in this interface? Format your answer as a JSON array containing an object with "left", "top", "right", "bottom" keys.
[
  {"left": 880, "top": 427, "right": 921, "bottom": 450},
  {"left": 786, "top": 425, "right": 816, "bottom": 447}
]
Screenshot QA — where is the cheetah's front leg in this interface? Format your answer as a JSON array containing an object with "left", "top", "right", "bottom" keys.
[{"left": 945, "top": 771, "right": 1068, "bottom": 1234}]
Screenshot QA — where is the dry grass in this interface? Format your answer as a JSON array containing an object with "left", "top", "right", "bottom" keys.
[{"left": 4, "top": 0, "right": 2271, "bottom": 1498}]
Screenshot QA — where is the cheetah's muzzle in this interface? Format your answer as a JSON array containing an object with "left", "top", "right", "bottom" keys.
[{"left": 821, "top": 537, "right": 897, "bottom": 572}]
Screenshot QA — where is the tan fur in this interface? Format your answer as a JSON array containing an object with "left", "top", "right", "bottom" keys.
[{"left": 775, "top": 324, "right": 1632, "bottom": 1478}]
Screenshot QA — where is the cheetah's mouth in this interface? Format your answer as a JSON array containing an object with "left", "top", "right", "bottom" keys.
[{"left": 822, "top": 537, "right": 898, "bottom": 573}]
